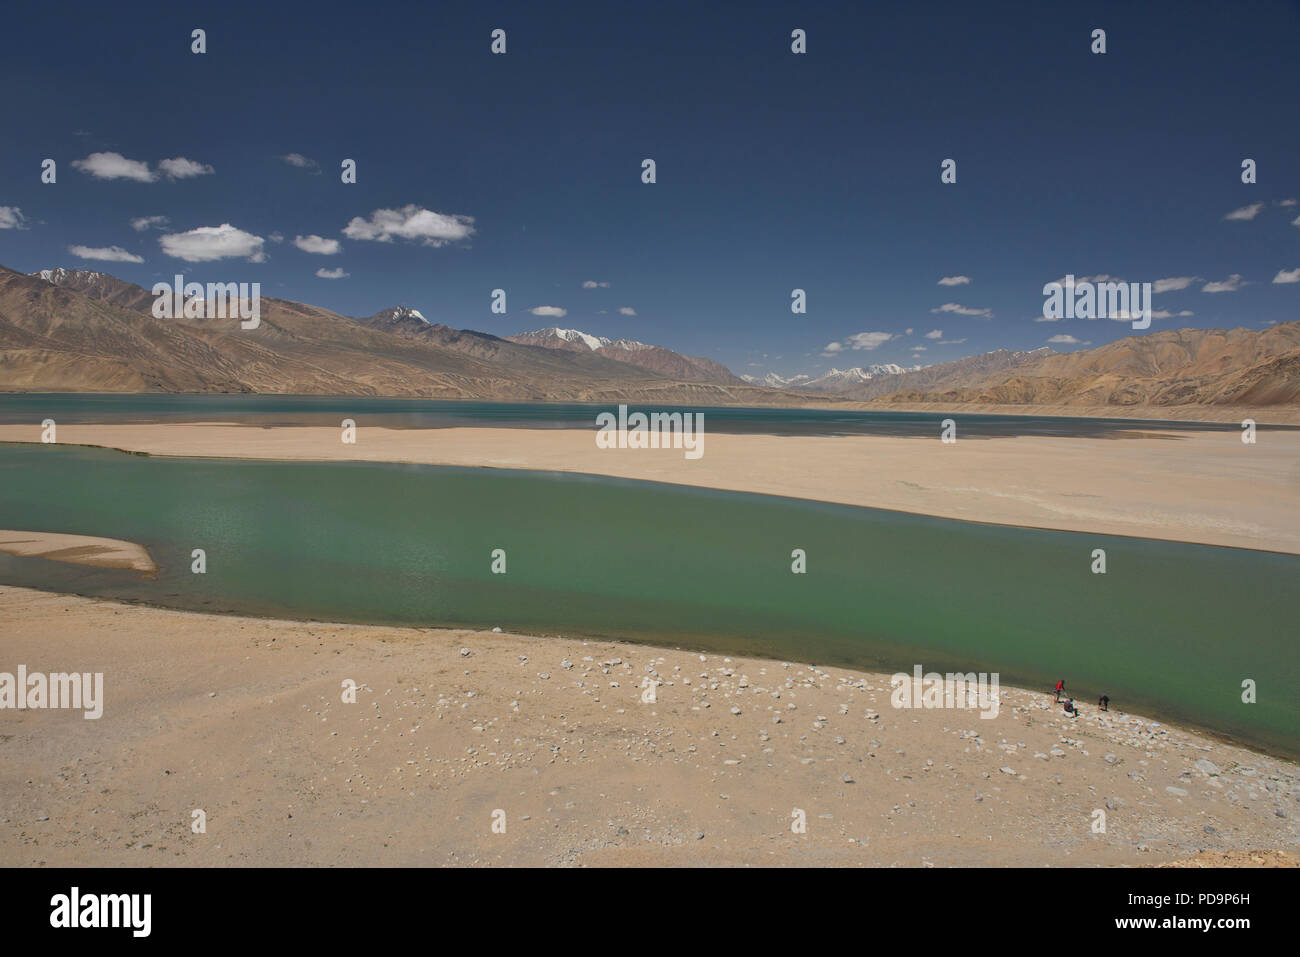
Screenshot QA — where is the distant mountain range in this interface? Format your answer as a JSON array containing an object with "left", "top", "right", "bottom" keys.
[
  {"left": 507, "top": 327, "right": 745, "bottom": 385},
  {"left": 2, "top": 264, "right": 1297, "bottom": 414},
  {"left": 876, "top": 327, "right": 1300, "bottom": 408},
  {"left": 743, "top": 364, "right": 918, "bottom": 393},
  {"left": 0, "top": 265, "right": 793, "bottom": 404}
]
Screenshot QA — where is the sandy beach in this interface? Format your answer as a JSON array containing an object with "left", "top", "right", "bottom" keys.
[
  {"left": 0, "top": 586, "right": 1295, "bottom": 867},
  {"left": 2, "top": 422, "right": 1297, "bottom": 553}
]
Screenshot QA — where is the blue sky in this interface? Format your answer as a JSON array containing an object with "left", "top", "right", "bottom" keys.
[{"left": 1, "top": 0, "right": 1297, "bottom": 379}]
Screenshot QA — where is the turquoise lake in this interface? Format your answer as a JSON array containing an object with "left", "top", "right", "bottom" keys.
[{"left": 0, "top": 438, "right": 1295, "bottom": 759}]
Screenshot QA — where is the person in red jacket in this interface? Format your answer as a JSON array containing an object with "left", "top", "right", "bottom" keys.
[{"left": 1054, "top": 679, "right": 1065, "bottom": 702}]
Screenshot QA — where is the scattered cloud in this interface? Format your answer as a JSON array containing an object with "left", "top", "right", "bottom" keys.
[
  {"left": 911, "top": 345, "right": 927, "bottom": 351},
  {"left": 821, "top": 342, "right": 843, "bottom": 355},
  {"left": 68, "top": 244, "right": 143, "bottom": 263},
  {"left": 904, "top": 327, "right": 913, "bottom": 336},
  {"left": 845, "top": 331, "right": 895, "bottom": 351},
  {"left": 1278, "top": 198, "right": 1297, "bottom": 207},
  {"left": 1292, "top": 215, "right": 1300, "bottom": 228},
  {"left": 1273, "top": 268, "right": 1300, "bottom": 284},
  {"left": 72, "top": 151, "right": 155, "bottom": 182},
  {"left": 1223, "top": 202, "right": 1264, "bottom": 221},
  {"left": 315, "top": 267, "right": 349, "bottom": 279},
  {"left": 1153, "top": 276, "right": 1198, "bottom": 293},
  {"left": 529, "top": 305, "right": 567, "bottom": 318},
  {"left": 931, "top": 302, "right": 993, "bottom": 318},
  {"left": 158, "top": 157, "right": 214, "bottom": 179},
  {"left": 938, "top": 275, "right": 971, "bottom": 286},
  {"left": 1202, "top": 274, "right": 1243, "bottom": 293},
  {"left": 924, "top": 329, "right": 943, "bottom": 339},
  {"left": 582, "top": 280, "right": 610, "bottom": 288},
  {"left": 130, "top": 215, "right": 169, "bottom": 232},
  {"left": 1048, "top": 334, "right": 1080, "bottom": 344},
  {"left": 343, "top": 205, "right": 475, "bottom": 247},
  {"left": 281, "top": 153, "right": 321, "bottom": 173},
  {"left": 938, "top": 338, "right": 967, "bottom": 345},
  {"left": 0, "top": 207, "right": 27, "bottom": 230},
  {"left": 618, "top": 306, "right": 637, "bottom": 316},
  {"left": 293, "top": 234, "right": 341, "bottom": 255},
  {"left": 71, "top": 153, "right": 211, "bottom": 182},
  {"left": 159, "top": 223, "right": 266, "bottom": 263},
  {"left": 268, "top": 232, "right": 284, "bottom": 243}
]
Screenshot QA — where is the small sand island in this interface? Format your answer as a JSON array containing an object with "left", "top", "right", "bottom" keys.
[{"left": 0, "top": 530, "right": 156, "bottom": 574}]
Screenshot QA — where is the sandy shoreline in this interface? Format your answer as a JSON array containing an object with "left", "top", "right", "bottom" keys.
[
  {"left": 0, "top": 586, "right": 1295, "bottom": 867},
  {"left": 0, "top": 530, "right": 156, "bottom": 573},
  {"left": 2, "top": 422, "right": 1298, "bottom": 553}
]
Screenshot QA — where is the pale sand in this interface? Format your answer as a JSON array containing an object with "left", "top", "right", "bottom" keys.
[
  {"left": 0, "top": 529, "right": 156, "bottom": 574},
  {"left": 0, "top": 587, "right": 1294, "bottom": 867},
  {"left": 2, "top": 422, "right": 1298, "bottom": 553}
]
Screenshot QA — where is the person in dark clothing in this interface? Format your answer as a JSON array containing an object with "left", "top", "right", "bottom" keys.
[
  {"left": 1098, "top": 694, "right": 1110, "bottom": 711},
  {"left": 1064, "top": 697, "right": 1079, "bottom": 718}
]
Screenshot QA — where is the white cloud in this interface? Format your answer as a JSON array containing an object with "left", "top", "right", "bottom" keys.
[
  {"left": 158, "top": 157, "right": 214, "bottom": 179},
  {"left": 268, "top": 232, "right": 284, "bottom": 243},
  {"left": 1153, "top": 276, "right": 1198, "bottom": 293},
  {"left": 1273, "top": 268, "right": 1300, "bottom": 284},
  {"left": 931, "top": 302, "right": 993, "bottom": 318},
  {"left": 911, "top": 345, "right": 927, "bottom": 351},
  {"left": 1048, "top": 334, "right": 1080, "bottom": 344},
  {"left": 1223, "top": 202, "right": 1264, "bottom": 221},
  {"left": 937, "top": 275, "right": 971, "bottom": 286},
  {"left": 159, "top": 223, "right": 266, "bottom": 263},
  {"left": 938, "top": 338, "right": 967, "bottom": 345},
  {"left": 130, "top": 215, "right": 169, "bottom": 231},
  {"left": 1279, "top": 198, "right": 1297, "bottom": 207},
  {"left": 293, "top": 234, "right": 341, "bottom": 255},
  {"left": 0, "top": 207, "right": 27, "bottom": 229},
  {"left": 618, "top": 306, "right": 637, "bottom": 316},
  {"left": 904, "top": 327, "right": 913, "bottom": 336},
  {"left": 68, "top": 244, "right": 143, "bottom": 263},
  {"left": 343, "top": 205, "right": 475, "bottom": 247},
  {"left": 529, "top": 305, "right": 567, "bottom": 318},
  {"left": 315, "top": 267, "right": 349, "bottom": 279},
  {"left": 281, "top": 153, "right": 320, "bottom": 172},
  {"left": 1202, "top": 274, "right": 1243, "bottom": 293},
  {"left": 845, "top": 331, "right": 894, "bottom": 351},
  {"left": 582, "top": 280, "right": 610, "bottom": 288},
  {"left": 72, "top": 152, "right": 155, "bottom": 182},
  {"left": 1292, "top": 215, "right": 1300, "bottom": 228},
  {"left": 821, "top": 342, "right": 843, "bottom": 354},
  {"left": 924, "top": 329, "right": 943, "bottom": 339}
]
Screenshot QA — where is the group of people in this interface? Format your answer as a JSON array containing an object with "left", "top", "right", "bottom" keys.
[{"left": 1053, "top": 679, "right": 1109, "bottom": 718}]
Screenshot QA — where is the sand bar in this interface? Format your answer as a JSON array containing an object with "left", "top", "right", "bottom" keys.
[
  {"left": 2, "top": 423, "right": 1297, "bottom": 553},
  {"left": 0, "top": 529, "right": 156, "bottom": 573}
]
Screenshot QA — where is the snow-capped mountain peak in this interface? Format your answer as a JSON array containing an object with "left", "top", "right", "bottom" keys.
[
  {"left": 550, "top": 327, "right": 611, "bottom": 350},
  {"left": 34, "top": 267, "right": 107, "bottom": 285}
]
